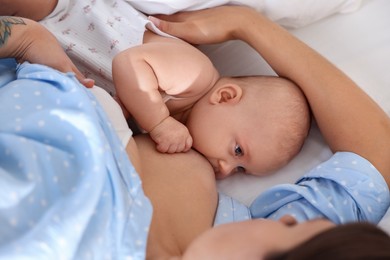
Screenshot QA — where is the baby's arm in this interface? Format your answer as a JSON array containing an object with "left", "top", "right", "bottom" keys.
[{"left": 112, "top": 32, "right": 219, "bottom": 153}]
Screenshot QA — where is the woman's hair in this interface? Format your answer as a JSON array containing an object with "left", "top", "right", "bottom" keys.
[{"left": 266, "top": 222, "right": 390, "bottom": 260}]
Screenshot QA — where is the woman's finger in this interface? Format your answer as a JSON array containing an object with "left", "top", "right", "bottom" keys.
[{"left": 70, "top": 63, "right": 95, "bottom": 88}]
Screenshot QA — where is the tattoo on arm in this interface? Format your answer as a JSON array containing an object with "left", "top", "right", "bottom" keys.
[{"left": 0, "top": 16, "right": 26, "bottom": 47}]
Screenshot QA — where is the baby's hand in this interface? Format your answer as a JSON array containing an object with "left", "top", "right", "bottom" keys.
[{"left": 149, "top": 116, "right": 193, "bottom": 153}]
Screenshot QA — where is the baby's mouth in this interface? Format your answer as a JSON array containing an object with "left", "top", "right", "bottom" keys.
[
  {"left": 206, "top": 159, "right": 219, "bottom": 173},
  {"left": 202, "top": 157, "right": 223, "bottom": 177}
]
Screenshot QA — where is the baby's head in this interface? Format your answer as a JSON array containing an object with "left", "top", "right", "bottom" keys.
[{"left": 186, "top": 75, "right": 310, "bottom": 179}]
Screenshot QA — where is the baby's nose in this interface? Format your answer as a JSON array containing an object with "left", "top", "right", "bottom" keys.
[{"left": 216, "top": 160, "right": 234, "bottom": 179}]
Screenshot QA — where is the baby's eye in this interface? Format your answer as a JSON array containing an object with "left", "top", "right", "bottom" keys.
[{"left": 234, "top": 144, "right": 244, "bottom": 157}]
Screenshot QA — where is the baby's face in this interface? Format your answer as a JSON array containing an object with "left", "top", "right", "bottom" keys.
[{"left": 187, "top": 109, "right": 285, "bottom": 179}]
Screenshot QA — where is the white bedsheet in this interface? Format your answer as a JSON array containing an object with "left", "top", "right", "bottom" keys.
[{"left": 199, "top": 0, "right": 390, "bottom": 232}]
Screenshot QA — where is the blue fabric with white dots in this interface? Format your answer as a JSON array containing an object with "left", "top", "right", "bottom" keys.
[
  {"left": 214, "top": 193, "right": 251, "bottom": 225},
  {"left": 0, "top": 60, "right": 152, "bottom": 259},
  {"left": 251, "top": 152, "right": 390, "bottom": 224}
]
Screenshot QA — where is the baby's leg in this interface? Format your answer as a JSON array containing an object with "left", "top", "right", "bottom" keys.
[{"left": 134, "top": 135, "right": 217, "bottom": 258}]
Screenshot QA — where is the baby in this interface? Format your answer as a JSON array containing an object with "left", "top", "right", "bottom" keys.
[
  {"left": 31, "top": 0, "right": 309, "bottom": 178},
  {"left": 113, "top": 30, "right": 310, "bottom": 179}
]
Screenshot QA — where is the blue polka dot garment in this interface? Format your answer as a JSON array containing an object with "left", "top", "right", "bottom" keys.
[
  {"left": 251, "top": 152, "right": 390, "bottom": 224},
  {"left": 0, "top": 60, "right": 152, "bottom": 259}
]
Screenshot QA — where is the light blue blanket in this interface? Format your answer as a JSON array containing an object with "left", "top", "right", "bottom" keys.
[{"left": 0, "top": 60, "right": 152, "bottom": 259}]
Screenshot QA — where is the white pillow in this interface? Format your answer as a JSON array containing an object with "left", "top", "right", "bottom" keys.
[
  {"left": 126, "top": 0, "right": 264, "bottom": 15},
  {"left": 126, "top": 0, "right": 362, "bottom": 28},
  {"left": 262, "top": 0, "right": 363, "bottom": 28}
]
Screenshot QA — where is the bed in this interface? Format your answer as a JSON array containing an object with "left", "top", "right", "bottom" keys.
[{"left": 195, "top": 0, "right": 390, "bottom": 233}]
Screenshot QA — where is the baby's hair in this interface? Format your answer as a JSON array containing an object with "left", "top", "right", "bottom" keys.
[
  {"left": 232, "top": 75, "right": 311, "bottom": 170},
  {"left": 271, "top": 77, "right": 311, "bottom": 165}
]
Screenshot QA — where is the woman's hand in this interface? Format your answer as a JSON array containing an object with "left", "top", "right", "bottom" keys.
[
  {"left": 149, "top": 6, "right": 257, "bottom": 45},
  {"left": 0, "top": 16, "right": 94, "bottom": 87}
]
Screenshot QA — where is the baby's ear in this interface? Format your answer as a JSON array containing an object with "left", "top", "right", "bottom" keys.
[{"left": 210, "top": 84, "right": 243, "bottom": 104}]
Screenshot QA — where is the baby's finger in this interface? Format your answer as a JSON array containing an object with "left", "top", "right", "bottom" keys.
[
  {"left": 183, "top": 136, "right": 193, "bottom": 152},
  {"left": 177, "top": 142, "right": 187, "bottom": 153},
  {"left": 156, "top": 142, "right": 169, "bottom": 153},
  {"left": 170, "top": 142, "right": 187, "bottom": 154}
]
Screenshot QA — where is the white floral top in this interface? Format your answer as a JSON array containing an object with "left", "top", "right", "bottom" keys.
[{"left": 40, "top": 0, "right": 150, "bottom": 93}]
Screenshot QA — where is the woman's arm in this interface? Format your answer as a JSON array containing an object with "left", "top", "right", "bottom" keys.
[
  {"left": 0, "top": 0, "right": 57, "bottom": 21},
  {"left": 149, "top": 7, "right": 390, "bottom": 186},
  {"left": 0, "top": 16, "right": 93, "bottom": 87}
]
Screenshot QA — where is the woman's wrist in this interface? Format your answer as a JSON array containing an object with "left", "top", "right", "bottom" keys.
[
  {"left": 8, "top": 18, "right": 46, "bottom": 62},
  {"left": 229, "top": 7, "right": 262, "bottom": 42}
]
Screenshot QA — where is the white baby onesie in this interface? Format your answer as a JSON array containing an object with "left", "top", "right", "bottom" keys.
[{"left": 40, "top": 0, "right": 168, "bottom": 94}]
